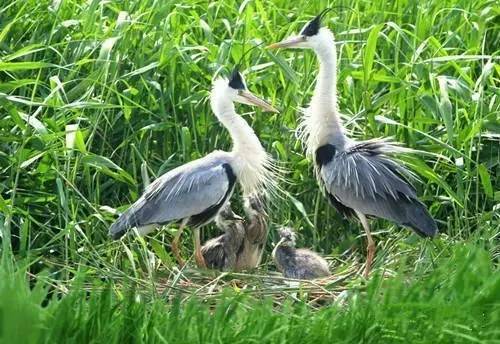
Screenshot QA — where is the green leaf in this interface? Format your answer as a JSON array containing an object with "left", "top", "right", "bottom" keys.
[
  {"left": 477, "top": 164, "right": 493, "bottom": 199},
  {"left": 438, "top": 77, "right": 454, "bottom": 142},
  {"left": 0, "top": 61, "right": 53, "bottom": 71},
  {"left": 122, "top": 62, "right": 159, "bottom": 78},
  {"left": 20, "top": 113, "right": 48, "bottom": 135},
  {"left": 406, "top": 157, "right": 463, "bottom": 207},
  {"left": 283, "top": 190, "right": 314, "bottom": 228},
  {"left": 272, "top": 140, "right": 287, "bottom": 160},
  {"left": 65, "top": 124, "right": 87, "bottom": 153},
  {"left": 181, "top": 126, "right": 191, "bottom": 157},
  {"left": 150, "top": 240, "right": 173, "bottom": 268},
  {"left": 266, "top": 52, "right": 298, "bottom": 83},
  {"left": 82, "top": 154, "right": 135, "bottom": 185},
  {"left": 82, "top": 154, "right": 121, "bottom": 170},
  {"left": 363, "top": 24, "right": 383, "bottom": 84}
]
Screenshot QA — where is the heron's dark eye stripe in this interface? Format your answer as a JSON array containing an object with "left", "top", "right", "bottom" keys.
[
  {"left": 300, "top": 15, "right": 321, "bottom": 37},
  {"left": 228, "top": 69, "right": 246, "bottom": 90}
]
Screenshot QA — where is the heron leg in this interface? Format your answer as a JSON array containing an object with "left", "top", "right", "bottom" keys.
[
  {"left": 356, "top": 211, "right": 376, "bottom": 278},
  {"left": 172, "top": 220, "right": 187, "bottom": 267},
  {"left": 193, "top": 228, "right": 206, "bottom": 269}
]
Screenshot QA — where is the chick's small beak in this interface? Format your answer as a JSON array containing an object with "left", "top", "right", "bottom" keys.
[
  {"left": 275, "top": 237, "right": 286, "bottom": 247},
  {"left": 231, "top": 214, "right": 244, "bottom": 222},
  {"left": 266, "top": 35, "right": 306, "bottom": 49},
  {"left": 236, "top": 90, "right": 279, "bottom": 113}
]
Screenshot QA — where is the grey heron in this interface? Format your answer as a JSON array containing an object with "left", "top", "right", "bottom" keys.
[
  {"left": 272, "top": 227, "right": 331, "bottom": 280},
  {"left": 201, "top": 194, "right": 268, "bottom": 271},
  {"left": 109, "top": 67, "right": 278, "bottom": 268},
  {"left": 268, "top": 9, "right": 437, "bottom": 277},
  {"left": 201, "top": 202, "right": 246, "bottom": 271}
]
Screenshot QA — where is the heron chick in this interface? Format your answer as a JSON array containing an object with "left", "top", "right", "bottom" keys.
[
  {"left": 201, "top": 203, "right": 245, "bottom": 271},
  {"left": 235, "top": 194, "right": 269, "bottom": 271},
  {"left": 202, "top": 194, "right": 268, "bottom": 271},
  {"left": 272, "top": 227, "right": 331, "bottom": 280}
]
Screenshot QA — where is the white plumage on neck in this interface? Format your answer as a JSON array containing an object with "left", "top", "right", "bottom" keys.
[
  {"left": 299, "top": 28, "right": 347, "bottom": 156},
  {"left": 210, "top": 78, "right": 276, "bottom": 196}
]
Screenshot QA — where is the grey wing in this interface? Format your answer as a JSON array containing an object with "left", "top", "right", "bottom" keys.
[
  {"left": 109, "top": 154, "right": 236, "bottom": 239},
  {"left": 321, "top": 142, "right": 437, "bottom": 237}
]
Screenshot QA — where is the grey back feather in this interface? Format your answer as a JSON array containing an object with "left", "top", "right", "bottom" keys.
[
  {"left": 109, "top": 151, "right": 234, "bottom": 238},
  {"left": 320, "top": 139, "right": 437, "bottom": 236}
]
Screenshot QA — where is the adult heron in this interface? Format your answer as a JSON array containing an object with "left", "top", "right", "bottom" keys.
[
  {"left": 268, "top": 10, "right": 437, "bottom": 277},
  {"left": 109, "top": 67, "right": 278, "bottom": 267}
]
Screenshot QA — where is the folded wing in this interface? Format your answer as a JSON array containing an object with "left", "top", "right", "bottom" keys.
[
  {"left": 109, "top": 152, "right": 236, "bottom": 239},
  {"left": 319, "top": 140, "right": 437, "bottom": 237}
]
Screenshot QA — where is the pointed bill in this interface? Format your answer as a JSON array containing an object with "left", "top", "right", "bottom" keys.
[
  {"left": 236, "top": 90, "right": 279, "bottom": 113},
  {"left": 267, "top": 35, "right": 306, "bottom": 49}
]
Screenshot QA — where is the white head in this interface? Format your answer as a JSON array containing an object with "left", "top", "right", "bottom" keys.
[
  {"left": 267, "top": 9, "right": 335, "bottom": 52},
  {"left": 211, "top": 68, "right": 279, "bottom": 113}
]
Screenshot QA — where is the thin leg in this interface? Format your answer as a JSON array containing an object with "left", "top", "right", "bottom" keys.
[
  {"left": 172, "top": 220, "right": 187, "bottom": 267},
  {"left": 356, "top": 211, "right": 376, "bottom": 278},
  {"left": 193, "top": 228, "right": 206, "bottom": 268}
]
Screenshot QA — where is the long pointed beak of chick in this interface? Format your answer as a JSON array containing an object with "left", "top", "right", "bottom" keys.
[
  {"left": 267, "top": 35, "right": 306, "bottom": 49},
  {"left": 236, "top": 90, "right": 279, "bottom": 113}
]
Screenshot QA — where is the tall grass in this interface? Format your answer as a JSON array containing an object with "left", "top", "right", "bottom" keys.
[
  {"left": 1, "top": 245, "right": 500, "bottom": 343},
  {"left": 0, "top": 0, "right": 499, "bottom": 341}
]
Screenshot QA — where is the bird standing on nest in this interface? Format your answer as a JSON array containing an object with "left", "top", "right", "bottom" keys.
[
  {"left": 272, "top": 227, "right": 331, "bottom": 280},
  {"left": 267, "top": 9, "right": 437, "bottom": 277},
  {"left": 109, "top": 66, "right": 278, "bottom": 268}
]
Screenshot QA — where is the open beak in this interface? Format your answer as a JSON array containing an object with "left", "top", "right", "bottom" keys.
[
  {"left": 267, "top": 35, "right": 306, "bottom": 49},
  {"left": 236, "top": 90, "right": 279, "bottom": 113}
]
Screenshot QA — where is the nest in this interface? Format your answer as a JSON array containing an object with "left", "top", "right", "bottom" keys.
[{"left": 153, "top": 254, "right": 363, "bottom": 309}]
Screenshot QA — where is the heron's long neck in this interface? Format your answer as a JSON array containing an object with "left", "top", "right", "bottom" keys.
[
  {"left": 305, "top": 32, "right": 346, "bottom": 151},
  {"left": 211, "top": 95, "right": 270, "bottom": 195},
  {"left": 212, "top": 101, "right": 264, "bottom": 157}
]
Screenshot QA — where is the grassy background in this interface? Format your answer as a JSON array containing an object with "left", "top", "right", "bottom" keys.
[{"left": 0, "top": 0, "right": 499, "bottom": 342}]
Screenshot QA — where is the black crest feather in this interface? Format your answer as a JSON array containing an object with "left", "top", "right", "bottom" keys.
[
  {"left": 228, "top": 42, "right": 264, "bottom": 90},
  {"left": 300, "top": 8, "right": 333, "bottom": 37},
  {"left": 228, "top": 68, "right": 245, "bottom": 90}
]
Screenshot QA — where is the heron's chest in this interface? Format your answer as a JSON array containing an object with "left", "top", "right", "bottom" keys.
[
  {"left": 232, "top": 153, "right": 269, "bottom": 195},
  {"left": 314, "top": 144, "right": 338, "bottom": 191}
]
